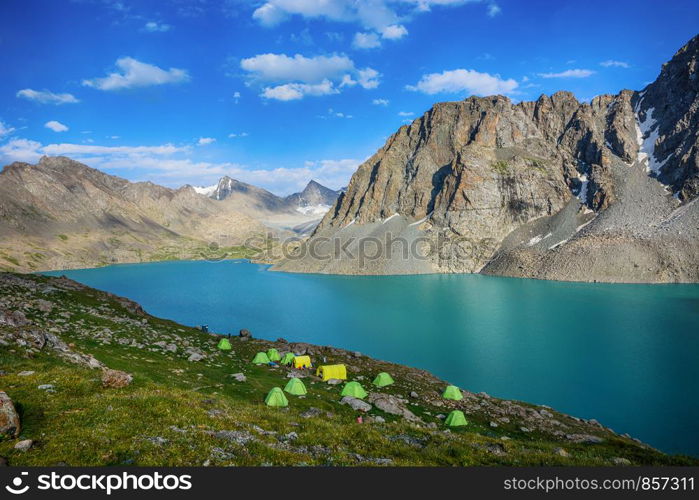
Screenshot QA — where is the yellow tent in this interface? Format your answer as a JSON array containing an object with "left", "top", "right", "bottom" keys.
[
  {"left": 316, "top": 364, "right": 347, "bottom": 381},
  {"left": 293, "top": 355, "right": 312, "bottom": 369}
]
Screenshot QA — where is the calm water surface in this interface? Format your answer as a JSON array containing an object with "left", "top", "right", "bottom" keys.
[{"left": 44, "top": 260, "right": 699, "bottom": 456}]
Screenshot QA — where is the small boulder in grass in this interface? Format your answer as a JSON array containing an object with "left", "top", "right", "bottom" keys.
[
  {"left": 0, "top": 391, "right": 21, "bottom": 439},
  {"left": 101, "top": 369, "right": 133, "bottom": 388}
]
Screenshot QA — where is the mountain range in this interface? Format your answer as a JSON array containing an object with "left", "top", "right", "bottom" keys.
[
  {"left": 0, "top": 157, "right": 340, "bottom": 272},
  {"left": 1, "top": 35, "right": 697, "bottom": 283},
  {"left": 273, "top": 34, "right": 699, "bottom": 283}
]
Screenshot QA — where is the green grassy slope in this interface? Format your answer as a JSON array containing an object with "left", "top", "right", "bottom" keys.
[{"left": 0, "top": 272, "right": 695, "bottom": 466}]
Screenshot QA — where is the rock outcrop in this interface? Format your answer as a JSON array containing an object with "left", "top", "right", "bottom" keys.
[
  {"left": 274, "top": 35, "right": 699, "bottom": 283},
  {"left": 0, "top": 392, "right": 20, "bottom": 439}
]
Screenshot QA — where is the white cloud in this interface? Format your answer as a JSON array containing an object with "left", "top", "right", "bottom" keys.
[
  {"left": 372, "top": 98, "right": 389, "bottom": 106},
  {"left": 241, "top": 53, "right": 380, "bottom": 100},
  {"left": 45, "top": 120, "right": 69, "bottom": 132},
  {"left": 0, "top": 137, "right": 359, "bottom": 194},
  {"left": 16, "top": 88, "right": 79, "bottom": 105},
  {"left": 486, "top": 3, "right": 501, "bottom": 16},
  {"left": 252, "top": 0, "right": 493, "bottom": 45},
  {"left": 407, "top": 68, "right": 518, "bottom": 95},
  {"left": 600, "top": 60, "right": 630, "bottom": 68},
  {"left": 82, "top": 57, "right": 190, "bottom": 91},
  {"left": 241, "top": 53, "right": 354, "bottom": 83},
  {"left": 539, "top": 69, "right": 595, "bottom": 78},
  {"left": 0, "top": 139, "right": 43, "bottom": 163},
  {"left": 398, "top": 111, "right": 414, "bottom": 116},
  {"left": 0, "top": 120, "right": 16, "bottom": 137},
  {"left": 381, "top": 24, "right": 408, "bottom": 39},
  {"left": 352, "top": 32, "right": 381, "bottom": 49},
  {"left": 261, "top": 80, "right": 338, "bottom": 101},
  {"left": 228, "top": 132, "right": 249, "bottom": 138},
  {"left": 143, "top": 21, "right": 172, "bottom": 32},
  {"left": 197, "top": 137, "right": 216, "bottom": 146}
]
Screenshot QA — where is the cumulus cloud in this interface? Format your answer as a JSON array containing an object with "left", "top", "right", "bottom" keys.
[
  {"left": 252, "top": 0, "right": 494, "bottom": 46},
  {"left": 372, "top": 98, "right": 389, "bottom": 106},
  {"left": 0, "top": 137, "right": 359, "bottom": 194},
  {"left": 538, "top": 69, "right": 595, "bottom": 78},
  {"left": 407, "top": 68, "right": 518, "bottom": 96},
  {"left": 197, "top": 137, "right": 216, "bottom": 146},
  {"left": 600, "top": 60, "right": 630, "bottom": 68},
  {"left": 16, "top": 89, "right": 79, "bottom": 105},
  {"left": 380, "top": 24, "right": 408, "bottom": 39},
  {"left": 241, "top": 53, "right": 380, "bottom": 100},
  {"left": 45, "top": 120, "right": 69, "bottom": 132},
  {"left": 82, "top": 57, "right": 190, "bottom": 91},
  {"left": 352, "top": 32, "right": 381, "bottom": 49},
  {"left": 143, "top": 21, "right": 172, "bottom": 32}
]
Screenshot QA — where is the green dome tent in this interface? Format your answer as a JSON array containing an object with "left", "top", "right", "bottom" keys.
[
  {"left": 442, "top": 385, "right": 463, "bottom": 401},
  {"left": 372, "top": 372, "right": 394, "bottom": 387},
  {"left": 284, "top": 377, "right": 307, "bottom": 396},
  {"left": 445, "top": 410, "right": 468, "bottom": 427},
  {"left": 280, "top": 352, "right": 295, "bottom": 366},
  {"left": 341, "top": 381, "right": 368, "bottom": 399},
  {"left": 267, "top": 348, "right": 281, "bottom": 362},
  {"left": 252, "top": 352, "right": 271, "bottom": 365},
  {"left": 217, "top": 338, "right": 232, "bottom": 351},
  {"left": 264, "top": 387, "right": 289, "bottom": 407}
]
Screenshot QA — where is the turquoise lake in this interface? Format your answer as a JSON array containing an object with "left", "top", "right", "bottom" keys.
[{"left": 44, "top": 260, "right": 699, "bottom": 457}]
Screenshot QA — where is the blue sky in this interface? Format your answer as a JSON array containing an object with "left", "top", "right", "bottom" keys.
[{"left": 0, "top": 0, "right": 697, "bottom": 194}]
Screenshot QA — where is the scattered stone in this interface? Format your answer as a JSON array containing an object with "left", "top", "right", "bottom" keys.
[
  {"left": 612, "top": 457, "right": 631, "bottom": 466},
  {"left": 486, "top": 443, "right": 507, "bottom": 456},
  {"left": 101, "top": 369, "right": 132, "bottom": 388},
  {"left": 326, "top": 378, "right": 342, "bottom": 385},
  {"left": 520, "top": 427, "right": 531, "bottom": 433},
  {"left": 373, "top": 458, "right": 393, "bottom": 465},
  {"left": 0, "top": 391, "right": 21, "bottom": 438},
  {"left": 489, "top": 421, "right": 499, "bottom": 428},
  {"left": 300, "top": 408, "right": 322, "bottom": 419},
  {"left": 282, "top": 432, "right": 298, "bottom": 441},
  {"left": 18, "top": 371, "right": 35, "bottom": 376},
  {"left": 390, "top": 434, "right": 426, "bottom": 448},
  {"left": 145, "top": 436, "right": 168, "bottom": 446},
  {"left": 0, "top": 309, "right": 30, "bottom": 327},
  {"left": 367, "top": 393, "right": 420, "bottom": 422},
  {"left": 187, "top": 353, "right": 204, "bottom": 362},
  {"left": 231, "top": 373, "right": 246, "bottom": 382},
  {"left": 409, "top": 391, "right": 419, "bottom": 399},
  {"left": 239, "top": 329, "right": 252, "bottom": 338},
  {"left": 352, "top": 351, "right": 362, "bottom": 358},
  {"left": 540, "top": 409, "right": 554, "bottom": 418},
  {"left": 554, "top": 447, "right": 570, "bottom": 457},
  {"left": 14, "top": 439, "right": 33, "bottom": 452},
  {"left": 38, "top": 384, "right": 55, "bottom": 391},
  {"left": 164, "top": 344, "right": 178, "bottom": 353},
  {"left": 436, "top": 414, "right": 445, "bottom": 420},
  {"left": 366, "top": 415, "right": 385, "bottom": 424},
  {"left": 566, "top": 434, "right": 604, "bottom": 444},
  {"left": 276, "top": 337, "right": 288, "bottom": 344},
  {"left": 340, "top": 396, "right": 372, "bottom": 412},
  {"left": 211, "top": 447, "right": 235, "bottom": 461},
  {"left": 214, "top": 430, "right": 255, "bottom": 445}
]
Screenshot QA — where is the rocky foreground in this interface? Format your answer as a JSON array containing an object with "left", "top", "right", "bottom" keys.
[{"left": 0, "top": 272, "right": 696, "bottom": 466}]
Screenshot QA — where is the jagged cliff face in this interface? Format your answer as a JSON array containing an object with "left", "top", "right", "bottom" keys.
[
  {"left": 0, "top": 157, "right": 265, "bottom": 272},
  {"left": 274, "top": 35, "right": 699, "bottom": 282}
]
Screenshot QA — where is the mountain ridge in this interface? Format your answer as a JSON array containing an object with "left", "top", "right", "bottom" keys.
[{"left": 272, "top": 34, "right": 699, "bottom": 283}]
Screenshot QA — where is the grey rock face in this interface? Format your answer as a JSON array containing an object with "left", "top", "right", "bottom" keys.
[{"left": 274, "top": 35, "right": 699, "bottom": 283}]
